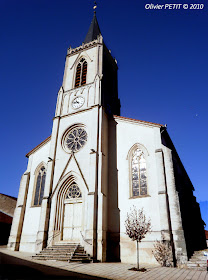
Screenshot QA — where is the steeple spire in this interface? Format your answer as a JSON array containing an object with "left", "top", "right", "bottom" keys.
[{"left": 83, "top": 2, "right": 101, "bottom": 44}]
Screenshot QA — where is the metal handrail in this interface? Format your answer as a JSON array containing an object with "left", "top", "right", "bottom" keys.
[
  {"left": 36, "top": 231, "right": 61, "bottom": 246},
  {"left": 80, "top": 231, "right": 92, "bottom": 245}
]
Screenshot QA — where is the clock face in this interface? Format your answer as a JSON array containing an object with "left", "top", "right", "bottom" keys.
[{"left": 72, "top": 96, "right": 85, "bottom": 109}]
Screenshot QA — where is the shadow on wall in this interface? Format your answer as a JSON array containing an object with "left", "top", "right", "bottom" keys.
[
  {"left": 0, "top": 194, "right": 17, "bottom": 245},
  {"left": 107, "top": 119, "right": 120, "bottom": 262},
  {"left": 0, "top": 218, "right": 12, "bottom": 245},
  {"left": 161, "top": 129, "right": 207, "bottom": 258}
]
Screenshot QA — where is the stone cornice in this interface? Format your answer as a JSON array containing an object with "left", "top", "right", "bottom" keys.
[
  {"left": 67, "top": 36, "right": 103, "bottom": 57},
  {"left": 113, "top": 115, "right": 164, "bottom": 128},
  {"left": 54, "top": 104, "right": 100, "bottom": 120}
]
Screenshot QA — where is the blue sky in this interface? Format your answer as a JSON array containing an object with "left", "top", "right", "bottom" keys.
[{"left": 1, "top": 0, "right": 207, "bottom": 226}]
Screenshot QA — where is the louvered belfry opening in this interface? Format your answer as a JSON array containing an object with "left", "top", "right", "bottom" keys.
[
  {"left": 75, "top": 58, "right": 87, "bottom": 88},
  {"left": 81, "top": 61, "right": 87, "bottom": 85},
  {"left": 75, "top": 63, "right": 81, "bottom": 87}
]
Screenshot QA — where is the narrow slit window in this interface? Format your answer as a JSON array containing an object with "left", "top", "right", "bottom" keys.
[
  {"left": 34, "top": 166, "right": 46, "bottom": 206},
  {"left": 131, "top": 148, "right": 147, "bottom": 197},
  {"left": 75, "top": 59, "right": 87, "bottom": 88}
]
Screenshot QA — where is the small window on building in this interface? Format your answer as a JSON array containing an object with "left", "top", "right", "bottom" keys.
[
  {"left": 131, "top": 148, "right": 147, "bottom": 197},
  {"left": 34, "top": 166, "right": 46, "bottom": 206},
  {"left": 75, "top": 58, "right": 87, "bottom": 88}
]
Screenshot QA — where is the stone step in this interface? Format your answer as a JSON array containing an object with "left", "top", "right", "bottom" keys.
[
  {"left": 187, "top": 250, "right": 208, "bottom": 271},
  {"left": 51, "top": 243, "right": 78, "bottom": 246},
  {"left": 33, "top": 255, "right": 70, "bottom": 258},
  {"left": 41, "top": 251, "right": 74, "bottom": 254},
  {"left": 32, "top": 242, "right": 91, "bottom": 263},
  {"left": 33, "top": 257, "right": 69, "bottom": 261},
  {"left": 72, "top": 255, "right": 90, "bottom": 259},
  {"left": 44, "top": 247, "right": 76, "bottom": 249},
  {"left": 43, "top": 246, "right": 76, "bottom": 249},
  {"left": 192, "top": 257, "right": 207, "bottom": 260},
  {"left": 39, "top": 252, "right": 70, "bottom": 255},
  {"left": 75, "top": 250, "right": 85, "bottom": 254},
  {"left": 47, "top": 246, "right": 77, "bottom": 249},
  {"left": 70, "top": 258, "right": 91, "bottom": 263},
  {"left": 42, "top": 248, "right": 75, "bottom": 252},
  {"left": 40, "top": 252, "right": 73, "bottom": 255},
  {"left": 33, "top": 252, "right": 72, "bottom": 256},
  {"left": 33, "top": 255, "right": 70, "bottom": 259},
  {"left": 192, "top": 253, "right": 207, "bottom": 256},
  {"left": 188, "top": 260, "right": 207, "bottom": 264},
  {"left": 186, "top": 249, "right": 208, "bottom": 271},
  {"left": 55, "top": 241, "right": 78, "bottom": 245}
]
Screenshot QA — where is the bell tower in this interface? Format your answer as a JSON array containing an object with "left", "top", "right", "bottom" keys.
[
  {"left": 55, "top": 12, "right": 120, "bottom": 118},
  {"left": 35, "top": 10, "right": 120, "bottom": 262}
]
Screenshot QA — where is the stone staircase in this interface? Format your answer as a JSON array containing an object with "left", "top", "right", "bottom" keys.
[
  {"left": 32, "top": 242, "right": 91, "bottom": 263},
  {"left": 186, "top": 249, "right": 208, "bottom": 270}
]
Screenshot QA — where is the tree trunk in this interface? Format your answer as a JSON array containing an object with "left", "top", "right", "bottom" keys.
[{"left": 137, "top": 240, "right": 139, "bottom": 270}]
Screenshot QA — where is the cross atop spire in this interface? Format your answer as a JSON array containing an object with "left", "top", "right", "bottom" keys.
[
  {"left": 83, "top": 4, "right": 101, "bottom": 44},
  {"left": 93, "top": 1, "right": 97, "bottom": 14}
]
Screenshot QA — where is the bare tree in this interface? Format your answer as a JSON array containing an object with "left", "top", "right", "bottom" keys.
[
  {"left": 125, "top": 206, "right": 151, "bottom": 270},
  {"left": 152, "top": 236, "right": 173, "bottom": 267}
]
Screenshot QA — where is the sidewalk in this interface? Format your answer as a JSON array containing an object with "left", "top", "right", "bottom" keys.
[{"left": 0, "top": 247, "right": 208, "bottom": 280}]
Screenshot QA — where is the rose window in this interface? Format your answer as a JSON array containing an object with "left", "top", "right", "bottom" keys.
[
  {"left": 65, "top": 128, "right": 87, "bottom": 152},
  {"left": 66, "top": 183, "right": 82, "bottom": 199}
]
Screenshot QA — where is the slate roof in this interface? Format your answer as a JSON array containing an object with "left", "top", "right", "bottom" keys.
[
  {"left": 0, "top": 193, "right": 17, "bottom": 217},
  {"left": 84, "top": 13, "right": 101, "bottom": 44}
]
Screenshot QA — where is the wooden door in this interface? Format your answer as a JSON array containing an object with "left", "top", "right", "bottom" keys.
[{"left": 63, "top": 200, "right": 82, "bottom": 241}]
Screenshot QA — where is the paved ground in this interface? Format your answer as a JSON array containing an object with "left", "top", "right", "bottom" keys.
[{"left": 0, "top": 247, "right": 208, "bottom": 280}]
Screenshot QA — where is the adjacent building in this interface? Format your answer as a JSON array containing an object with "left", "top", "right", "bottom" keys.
[{"left": 0, "top": 193, "right": 17, "bottom": 245}]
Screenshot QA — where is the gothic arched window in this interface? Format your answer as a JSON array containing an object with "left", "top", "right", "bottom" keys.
[
  {"left": 75, "top": 58, "right": 87, "bottom": 88},
  {"left": 33, "top": 166, "right": 46, "bottom": 206},
  {"left": 131, "top": 148, "right": 147, "bottom": 197}
]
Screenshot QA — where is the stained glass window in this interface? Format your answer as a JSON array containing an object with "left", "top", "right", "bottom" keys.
[
  {"left": 131, "top": 148, "right": 147, "bottom": 197},
  {"left": 66, "top": 183, "right": 82, "bottom": 199},
  {"left": 34, "top": 166, "right": 46, "bottom": 206},
  {"left": 65, "top": 127, "right": 87, "bottom": 152},
  {"left": 75, "top": 58, "right": 87, "bottom": 88}
]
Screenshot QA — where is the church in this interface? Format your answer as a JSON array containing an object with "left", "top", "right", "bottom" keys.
[{"left": 8, "top": 11, "right": 206, "bottom": 266}]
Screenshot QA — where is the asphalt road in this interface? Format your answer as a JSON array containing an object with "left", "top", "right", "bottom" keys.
[{"left": 0, "top": 252, "right": 106, "bottom": 280}]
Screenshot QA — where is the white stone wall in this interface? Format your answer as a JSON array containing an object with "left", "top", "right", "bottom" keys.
[
  {"left": 19, "top": 141, "right": 51, "bottom": 252},
  {"left": 52, "top": 107, "right": 99, "bottom": 192},
  {"left": 114, "top": 117, "right": 163, "bottom": 264}
]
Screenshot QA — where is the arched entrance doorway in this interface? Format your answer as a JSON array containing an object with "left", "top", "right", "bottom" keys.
[
  {"left": 53, "top": 176, "right": 84, "bottom": 243},
  {"left": 62, "top": 183, "right": 82, "bottom": 241}
]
